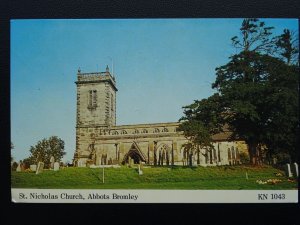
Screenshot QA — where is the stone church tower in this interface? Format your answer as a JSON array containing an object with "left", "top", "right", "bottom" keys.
[
  {"left": 76, "top": 65, "right": 117, "bottom": 127},
  {"left": 74, "top": 66, "right": 117, "bottom": 165}
]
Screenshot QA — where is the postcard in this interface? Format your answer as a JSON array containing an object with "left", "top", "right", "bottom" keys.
[{"left": 11, "top": 18, "right": 298, "bottom": 203}]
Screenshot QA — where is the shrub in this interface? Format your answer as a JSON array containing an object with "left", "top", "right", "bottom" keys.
[{"left": 239, "top": 152, "right": 250, "bottom": 164}]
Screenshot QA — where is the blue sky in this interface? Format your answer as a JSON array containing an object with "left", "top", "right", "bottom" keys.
[{"left": 11, "top": 19, "right": 298, "bottom": 162}]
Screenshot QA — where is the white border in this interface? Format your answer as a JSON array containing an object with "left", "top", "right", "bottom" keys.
[{"left": 11, "top": 189, "right": 298, "bottom": 203}]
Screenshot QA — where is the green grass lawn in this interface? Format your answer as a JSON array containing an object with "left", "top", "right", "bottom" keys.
[{"left": 11, "top": 165, "right": 298, "bottom": 189}]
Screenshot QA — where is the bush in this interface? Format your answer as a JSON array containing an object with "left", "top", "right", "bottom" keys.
[
  {"left": 239, "top": 152, "right": 250, "bottom": 164},
  {"left": 274, "top": 152, "right": 291, "bottom": 165}
]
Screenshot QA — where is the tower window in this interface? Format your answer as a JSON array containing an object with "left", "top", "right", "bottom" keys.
[{"left": 88, "top": 90, "right": 97, "bottom": 109}]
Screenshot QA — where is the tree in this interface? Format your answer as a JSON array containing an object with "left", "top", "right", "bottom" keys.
[
  {"left": 262, "top": 61, "right": 299, "bottom": 162},
  {"left": 180, "top": 18, "right": 299, "bottom": 165},
  {"left": 22, "top": 157, "right": 35, "bottom": 169},
  {"left": 28, "top": 136, "right": 66, "bottom": 168},
  {"left": 213, "top": 51, "right": 298, "bottom": 164},
  {"left": 274, "top": 29, "right": 299, "bottom": 65},
  {"left": 231, "top": 18, "right": 274, "bottom": 53},
  {"left": 179, "top": 94, "right": 225, "bottom": 166},
  {"left": 213, "top": 19, "right": 299, "bottom": 164}
]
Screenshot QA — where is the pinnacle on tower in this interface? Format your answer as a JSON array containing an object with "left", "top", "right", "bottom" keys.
[
  {"left": 78, "top": 67, "right": 81, "bottom": 73},
  {"left": 106, "top": 65, "right": 109, "bottom": 72}
]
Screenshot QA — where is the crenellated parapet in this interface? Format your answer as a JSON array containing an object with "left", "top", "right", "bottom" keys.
[
  {"left": 76, "top": 67, "right": 117, "bottom": 91},
  {"left": 76, "top": 122, "right": 181, "bottom": 140}
]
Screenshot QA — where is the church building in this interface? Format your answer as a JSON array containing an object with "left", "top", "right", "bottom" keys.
[{"left": 73, "top": 66, "right": 247, "bottom": 167}]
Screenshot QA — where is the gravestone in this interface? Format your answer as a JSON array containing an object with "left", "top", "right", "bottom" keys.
[
  {"left": 284, "top": 163, "right": 293, "bottom": 178},
  {"left": 30, "top": 165, "right": 37, "bottom": 172},
  {"left": 54, "top": 162, "right": 60, "bottom": 171},
  {"left": 16, "top": 164, "right": 21, "bottom": 172},
  {"left": 36, "top": 162, "right": 45, "bottom": 175},
  {"left": 291, "top": 163, "right": 298, "bottom": 178},
  {"left": 50, "top": 156, "right": 55, "bottom": 169},
  {"left": 138, "top": 165, "right": 143, "bottom": 175}
]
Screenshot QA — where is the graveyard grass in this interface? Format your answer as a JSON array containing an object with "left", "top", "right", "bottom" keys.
[{"left": 11, "top": 165, "right": 298, "bottom": 189}]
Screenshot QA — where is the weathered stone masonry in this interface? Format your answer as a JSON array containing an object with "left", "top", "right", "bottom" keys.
[{"left": 73, "top": 66, "right": 248, "bottom": 167}]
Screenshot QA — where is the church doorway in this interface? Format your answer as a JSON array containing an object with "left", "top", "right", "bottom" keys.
[
  {"left": 123, "top": 149, "right": 144, "bottom": 164},
  {"left": 122, "top": 142, "right": 147, "bottom": 165}
]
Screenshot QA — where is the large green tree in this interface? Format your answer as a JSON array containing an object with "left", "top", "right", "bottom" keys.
[
  {"left": 213, "top": 51, "right": 298, "bottom": 164},
  {"left": 274, "top": 29, "right": 299, "bottom": 65},
  {"left": 180, "top": 18, "right": 299, "bottom": 165},
  {"left": 28, "top": 136, "right": 66, "bottom": 168}
]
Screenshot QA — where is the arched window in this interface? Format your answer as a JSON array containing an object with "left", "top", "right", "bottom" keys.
[
  {"left": 228, "top": 148, "right": 231, "bottom": 160},
  {"left": 154, "top": 128, "right": 160, "bottom": 133},
  {"left": 112, "top": 130, "right": 118, "bottom": 135},
  {"left": 162, "top": 127, "right": 168, "bottom": 132},
  {"left": 88, "top": 90, "right": 97, "bottom": 109},
  {"left": 218, "top": 143, "right": 221, "bottom": 162},
  {"left": 133, "top": 129, "right": 139, "bottom": 134},
  {"left": 213, "top": 147, "right": 217, "bottom": 162},
  {"left": 157, "top": 144, "right": 171, "bottom": 166},
  {"left": 141, "top": 129, "right": 148, "bottom": 134},
  {"left": 231, "top": 146, "right": 235, "bottom": 160},
  {"left": 121, "top": 130, "right": 127, "bottom": 134},
  {"left": 93, "top": 90, "right": 97, "bottom": 106}
]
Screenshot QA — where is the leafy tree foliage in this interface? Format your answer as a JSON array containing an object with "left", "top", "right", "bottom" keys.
[
  {"left": 231, "top": 18, "right": 275, "bottom": 53},
  {"left": 179, "top": 94, "right": 225, "bottom": 166},
  {"left": 28, "top": 136, "right": 66, "bottom": 168},
  {"left": 274, "top": 29, "right": 299, "bottom": 65},
  {"left": 180, "top": 94, "right": 224, "bottom": 141},
  {"left": 21, "top": 157, "right": 33, "bottom": 169},
  {"left": 180, "top": 18, "right": 299, "bottom": 165},
  {"left": 213, "top": 51, "right": 298, "bottom": 164}
]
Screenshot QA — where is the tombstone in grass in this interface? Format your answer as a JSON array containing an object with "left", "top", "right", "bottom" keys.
[
  {"left": 138, "top": 164, "right": 143, "bottom": 175},
  {"left": 50, "top": 156, "right": 55, "bottom": 169},
  {"left": 16, "top": 163, "right": 21, "bottom": 172},
  {"left": 284, "top": 163, "right": 293, "bottom": 178},
  {"left": 36, "top": 162, "right": 45, "bottom": 175},
  {"left": 30, "top": 164, "right": 37, "bottom": 172},
  {"left": 54, "top": 162, "right": 60, "bottom": 171},
  {"left": 139, "top": 164, "right": 143, "bottom": 175},
  {"left": 291, "top": 163, "right": 298, "bottom": 178}
]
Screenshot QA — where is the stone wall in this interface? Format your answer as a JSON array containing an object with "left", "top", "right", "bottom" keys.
[{"left": 74, "top": 122, "right": 247, "bottom": 167}]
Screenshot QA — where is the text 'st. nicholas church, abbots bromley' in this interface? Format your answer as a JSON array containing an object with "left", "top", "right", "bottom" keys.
[{"left": 73, "top": 66, "right": 247, "bottom": 167}]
